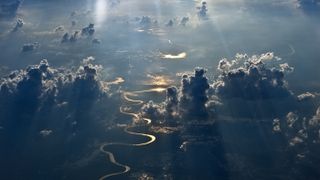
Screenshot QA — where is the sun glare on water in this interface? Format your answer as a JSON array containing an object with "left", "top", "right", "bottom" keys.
[{"left": 161, "top": 52, "right": 187, "bottom": 59}]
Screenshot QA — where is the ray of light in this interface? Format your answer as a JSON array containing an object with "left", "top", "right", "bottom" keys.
[{"left": 95, "top": 0, "right": 108, "bottom": 27}]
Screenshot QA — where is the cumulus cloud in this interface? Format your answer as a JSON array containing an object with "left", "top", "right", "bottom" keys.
[
  {"left": 214, "top": 53, "right": 292, "bottom": 100},
  {"left": 141, "top": 52, "right": 320, "bottom": 121},
  {"left": 140, "top": 101, "right": 165, "bottom": 121},
  {"left": 273, "top": 106, "right": 320, "bottom": 163},
  {"left": 0, "top": 58, "right": 121, "bottom": 179},
  {"left": 139, "top": 52, "right": 320, "bottom": 179},
  {"left": 0, "top": 58, "right": 111, "bottom": 138},
  {"left": 141, "top": 68, "right": 211, "bottom": 123},
  {"left": 212, "top": 53, "right": 320, "bottom": 118},
  {"left": 179, "top": 68, "right": 210, "bottom": 118},
  {"left": 0, "top": 0, "right": 22, "bottom": 19}
]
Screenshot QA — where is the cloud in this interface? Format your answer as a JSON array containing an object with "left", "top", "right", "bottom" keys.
[
  {"left": 179, "top": 68, "right": 210, "bottom": 118},
  {"left": 71, "top": 20, "right": 76, "bottom": 27},
  {"left": 0, "top": 57, "right": 122, "bottom": 179},
  {"left": 139, "top": 16, "right": 152, "bottom": 27},
  {"left": 39, "top": 129, "right": 53, "bottom": 137},
  {"left": 0, "top": 58, "right": 111, "bottom": 137},
  {"left": 141, "top": 52, "right": 320, "bottom": 122},
  {"left": 69, "top": 31, "right": 80, "bottom": 42},
  {"left": 81, "top": 23, "right": 95, "bottom": 36},
  {"left": 166, "top": 19, "right": 174, "bottom": 27},
  {"left": 21, "top": 42, "right": 39, "bottom": 52},
  {"left": 61, "top": 32, "right": 70, "bottom": 43},
  {"left": 214, "top": 53, "right": 292, "bottom": 100},
  {"left": 61, "top": 31, "right": 79, "bottom": 43},
  {"left": 141, "top": 100, "right": 165, "bottom": 121},
  {"left": 11, "top": 18, "right": 23, "bottom": 32},
  {"left": 92, "top": 38, "right": 101, "bottom": 44},
  {"left": 273, "top": 106, "right": 320, "bottom": 163},
  {"left": 142, "top": 52, "right": 320, "bottom": 179},
  {"left": 0, "top": 0, "right": 22, "bottom": 19},
  {"left": 297, "top": 92, "right": 316, "bottom": 101},
  {"left": 61, "top": 23, "right": 96, "bottom": 43},
  {"left": 212, "top": 53, "right": 320, "bottom": 118},
  {"left": 279, "top": 63, "right": 294, "bottom": 73},
  {"left": 180, "top": 17, "right": 189, "bottom": 26},
  {"left": 197, "top": 1, "right": 208, "bottom": 19},
  {"left": 141, "top": 68, "right": 211, "bottom": 123},
  {"left": 54, "top": 25, "right": 64, "bottom": 33}
]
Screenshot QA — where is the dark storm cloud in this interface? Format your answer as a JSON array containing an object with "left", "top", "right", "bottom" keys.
[
  {"left": 21, "top": 42, "right": 39, "bottom": 52},
  {"left": 0, "top": 0, "right": 22, "bottom": 19}
]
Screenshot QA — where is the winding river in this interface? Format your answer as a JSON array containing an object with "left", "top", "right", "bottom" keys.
[{"left": 99, "top": 88, "right": 166, "bottom": 180}]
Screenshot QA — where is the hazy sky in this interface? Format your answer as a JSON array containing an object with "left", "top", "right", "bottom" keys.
[{"left": 0, "top": 0, "right": 320, "bottom": 179}]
